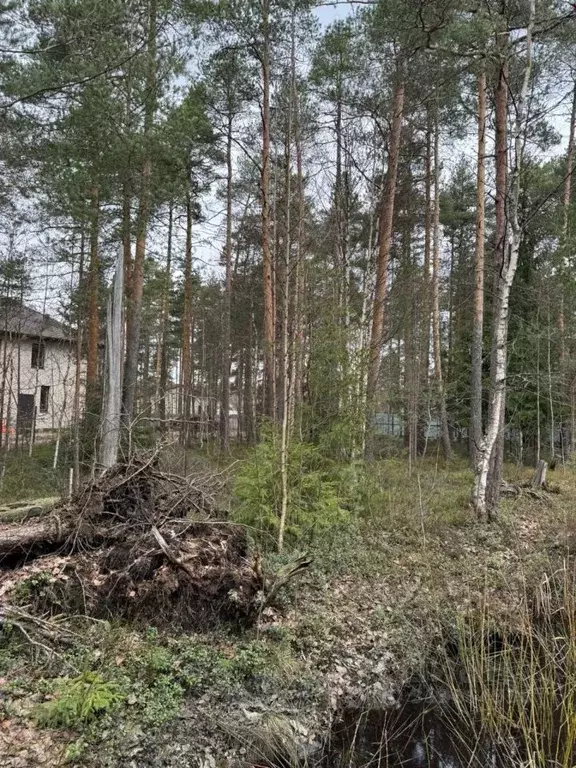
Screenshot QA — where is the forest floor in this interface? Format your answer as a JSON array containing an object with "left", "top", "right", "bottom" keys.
[{"left": 1, "top": 455, "right": 575, "bottom": 767}]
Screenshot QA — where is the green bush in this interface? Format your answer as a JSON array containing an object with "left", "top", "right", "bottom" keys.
[
  {"left": 233, "top": 430, "right": 349, "bottom": 547},
  {"left": 35, "top": 671, "right": 124, "bottom": 728}
]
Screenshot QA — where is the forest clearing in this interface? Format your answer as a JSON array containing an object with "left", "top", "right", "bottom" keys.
[{"left": 2, "top": 0, "right": 576, "bottom": 765}]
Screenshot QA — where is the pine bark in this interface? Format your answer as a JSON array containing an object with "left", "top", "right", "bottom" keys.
[
  {"left": 261, "top": 0, "right": 275, "bottom": 419},
  {"left": 289, "top": 64, "right": 305, "bottom": 438},
  {"left": 86, "top": 185, "right": 100, "bottom": 403},
  {"left": 418, "top": 108, "right": 433, "bottom": 455},
  {"left": 72, "top": 229, "right": 85, "bottom": 491},
  {"left": 470, "top": 71, "right": 486, "bottom": 465},
  {"left": 431, "top": 110, "right": 451, "bottom": 461},
  {"left": 180, "top": 189, "right": 193, "bottom": 446},
  {"left": 122, "top": 0, "right": 156, "bottom": 432},
  {"left": 278, "top": 22, "right": 295, "bottom": 551},
  {"left": 158, "top": 203, "right": 173, "bottom": 428},
  {"left": 122, "top": 179, "right": 132, "bottom": 299},
  {"left": 562, "top": 80, "right": 576, "bottom": 236},
  {"left": 365, "top": 60, "right": 406, "bottom": 452},
  {"left": 220, "top": 116, "right": 234, "bottom": 451},
  {"left": 560, "top": 81, "right": 576, "bottom": 451}
]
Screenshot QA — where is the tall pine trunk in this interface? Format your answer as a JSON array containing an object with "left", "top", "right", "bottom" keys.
[
  {"left": 289, "top": 57, "right": 304, "bottom": 438},
  {"left": 180, "top": 188, "right": 193, "bottom": 446},
  {"left": 561, "top": 81, "right": 576, "bottom": 453},
  {"left": 86, "top": 185, "right": 100, "bottom": 407},
  {"left": 261, "top": 0, "right": 275, "bottom": 419},
  {"left": 122, "top": 0, "right": 156, "bottom": 433},
  {"left": 431, "top": 109, "right": 451, "bottom": 460},
  {"left": 220, "top": 116, "right": 233, "bottom": 451},
  {"left": 278, "top": 17, "right": 295, "bottom": 551},
  {"left": 419, "top": 106, "right": 433, "bottom": 455},
  {"left": 73, "top": 229, "right": 85, "bottom": 491},
  {"left": 365, "top": 59, "right": 406, "bottom": 454},
  {"left": 158, "top": 203, "right": 173, "bottom": 429}
]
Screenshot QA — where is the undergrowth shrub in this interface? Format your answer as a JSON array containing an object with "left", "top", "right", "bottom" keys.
[
  {"left": 233, "top": 430, "right": 348, "bottom": 547},
  {"left": 35, "top": 671, "right": 124, "bottom": 728}
]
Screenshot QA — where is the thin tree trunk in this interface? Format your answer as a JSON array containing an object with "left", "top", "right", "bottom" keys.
[
  {"left": 470, "top": 71, "right": 486, "bottom": 465},
  {"left": 365, "top": 59, "right": 406, "bottom": 454},
  {"left": 122, "top": 0, "right": 156, "bottom": 433},
  {"left": 278, "top": 22, "right": 294, "bottom": 551},
  {"left": 122, "top": 179, "right": 132, "bottom": 301},
  {"left": 536, "top": 304, "right": 541, "bottom": 462},
  {"left": 100, "top": 247, "right": 124, "bottom": 469},
  {"left": 485, "top": 45, "right": 509, "bottom": 513},
  {"left": 245, "top": 307, "right": 256, "bottom": 444},
  {"left": 558, "top": 81, "right": 576, "bottom": 453},
  {"left": 220, "top": 116, "right": 234, "bottom": 452},
  {"left": 547, "top": 301, "right": 555, "bottom": 460},
  {"left": 158, "top": 203, "right": 173, "bottom": 429},
  {"left": 86, "top": 185, "right": 100, "bottom": 405},
  {"left": 289, "top": 58, "right": 304, "bottom": 438},
  {"left": 261, "top": 0, "right": 275, "bottom": 419},
  {"left": 180, "top": 188, "right": 193, "bottom": 447},
  {"left": 73, "top": 228, "right": 86, "bottom": 491},
  {"left": 431, "top": 110, "right": 451, "bottom": 460},
  {"left": 473, "top": 0, "right": 535, "bottom": 519},
  {"left": 419, "top": 106, "right": 433, "bottom": 454},
  {"left": 562, "top": 79, "right": 576, "bottom": 236}
]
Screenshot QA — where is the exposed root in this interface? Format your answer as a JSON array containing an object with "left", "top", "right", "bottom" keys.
[{"left": 0, "top": 456, "right": 263, "bottom": 629}]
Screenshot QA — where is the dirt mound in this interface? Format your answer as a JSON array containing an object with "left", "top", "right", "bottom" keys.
[{"left": 0, "top": 457, "right": 264, "bottom": 628}]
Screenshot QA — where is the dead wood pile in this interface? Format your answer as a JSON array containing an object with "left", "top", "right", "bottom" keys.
[{"left": 0, "top": 456, "right": 265, "bottom": 628}]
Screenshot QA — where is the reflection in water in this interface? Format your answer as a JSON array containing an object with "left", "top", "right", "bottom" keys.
[{"left": 326, "top": 701, "right": 503, "bottom": 768}]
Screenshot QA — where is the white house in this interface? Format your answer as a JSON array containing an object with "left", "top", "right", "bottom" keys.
[{"left": 0, "top": 302, "right": 81, "bottom": 445}]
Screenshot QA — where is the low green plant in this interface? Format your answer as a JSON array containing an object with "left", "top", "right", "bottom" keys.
[
  {"left": 12, "top": 570, "right": 54, "bottom": 604},
  {"left": 233, "top": 429, "right": 349, "bottom": 547},
  {"left": 135, "top": 672, "right": 185, "bottom": 726},
  {"left": 35, "top": 671, "right": 124, "bottom": 728}
]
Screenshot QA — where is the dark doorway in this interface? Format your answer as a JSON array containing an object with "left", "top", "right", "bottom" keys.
[{"left": 17, "top": 393, "right": 35, "bottom": 444}]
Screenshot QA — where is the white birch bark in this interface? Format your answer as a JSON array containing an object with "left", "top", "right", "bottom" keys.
[
  {"left": 99, "top": 246, "right": 124, "bottom": 470},
  {"left": 473, "top": 0, "right": 535, "bottom": 519}
]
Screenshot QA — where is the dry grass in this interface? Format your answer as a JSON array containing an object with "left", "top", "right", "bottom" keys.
[{"left": 438, "top": 562, "right": 576, "bottom": 767}]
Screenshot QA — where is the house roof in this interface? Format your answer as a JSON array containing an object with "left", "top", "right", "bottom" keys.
[{"left": 0, "top": 301, "right": 73, "bottom": 342}]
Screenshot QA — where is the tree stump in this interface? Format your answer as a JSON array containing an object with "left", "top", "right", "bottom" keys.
[{"left": 532, "top": 460, "right": 548, "bottom": 489}]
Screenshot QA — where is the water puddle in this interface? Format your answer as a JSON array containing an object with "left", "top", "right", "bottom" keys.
[{"left": 326, "top": 699, "right": 506, "bottom": 767}]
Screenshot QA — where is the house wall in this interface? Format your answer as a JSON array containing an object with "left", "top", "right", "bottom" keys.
[{"left": 0, "top": 337, "right": 82, "bottom": 442}]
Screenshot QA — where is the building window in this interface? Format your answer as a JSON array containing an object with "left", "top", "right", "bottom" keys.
[
  {"left": 40, "top": 385, "right": 50, "bottom": 413},
  {"left": 31, "top": 341, "right": 45, "bottom": 369}
]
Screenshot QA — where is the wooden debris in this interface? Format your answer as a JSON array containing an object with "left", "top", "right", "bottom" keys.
[{"left": 532, "top": 460, "right": 548, "bottom": 489}]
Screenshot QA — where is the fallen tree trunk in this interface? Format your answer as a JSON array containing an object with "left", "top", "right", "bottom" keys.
[
  {"left": 0, "top": 519, "right": 64, "bottom": 560},
  {"left": 0, "top": 497, "right": 59, "bottom": 524}
]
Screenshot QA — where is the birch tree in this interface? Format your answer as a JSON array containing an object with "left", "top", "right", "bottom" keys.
[{"left": 473, "top": 0, "right": 536, "bottom": 520}]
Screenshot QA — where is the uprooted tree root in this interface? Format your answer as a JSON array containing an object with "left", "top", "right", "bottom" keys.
[{"left": 0, "top": 456, "right": 277, "bottom": 629}]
